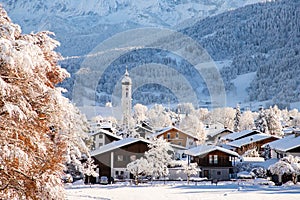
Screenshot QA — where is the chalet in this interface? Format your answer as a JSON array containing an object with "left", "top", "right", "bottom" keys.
[
  {"left": 206, "top": 128, "right": 233, "bottom": 145},
  {"left": 90, "top": 129, "right": 122, "bottom": 150},
  {"left": 135, "top": 121, "right": 154, "bottom": 139},
  {"left": 220, "top": 129, "right": 261, "bottom": 143},
  {"left": 263, "top": 133, "right": 300, "bottom": 159},
  {"left": 149, "top": 126, "right": 198, "bottom": 149},
  {"left": 186, "top": 145, "right": 239, "bottom": 180},
  {"left": 91, "top": 138, "right": 150, "bottom": 182},
  {"left": 226, "top": 133, "right": 280, "bottom": 156}
]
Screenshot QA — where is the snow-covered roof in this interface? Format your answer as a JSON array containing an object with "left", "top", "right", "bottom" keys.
[
  {"left": 90, "top": 129, "right": 122, "bottom": 140},
  {"left": 221, "top": 129, "right": 260, "bottom": 141},
  {"left": 186, "top": 145, "right": 239, "bottom": 157},
  {"left": 226, "top": 133, "right": 279, "bottom": 148},
  {"left": 150, "top": 126, "right": 198, "bottom": 140},
  {"left": 90, "top": 138, "right": 150, "bottom": 156},
  {"left": 135, "top": 124, "right": 154, "bottom": 133},
  {"left": 207, "top": 128, "right": 233, "bottom": 138},
  {"left": 170, "top": 143, "right": 188, "bottom": 150},
  {"left": 262, "top": 134, "right": 300, "bottom": 152}
]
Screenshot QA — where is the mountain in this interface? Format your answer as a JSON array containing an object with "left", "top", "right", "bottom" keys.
[
  {"left": 183, "top": 0, "right": 300, "bottom": 109},
  {"left": 2, "top": 0, "right": 299, "bottom": 110}
]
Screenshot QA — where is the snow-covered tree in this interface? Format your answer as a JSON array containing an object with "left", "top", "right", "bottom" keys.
[
  {"left": 83, "top": 157, "right": 98, "bottom": 185},
  {"left": 233, "top": 104, "right": 241, "bottom": 132},
  {"left": 266, "top": 107, "right": 283, "bottom": 136},
  {"left": 250, "top": 167, "right": 267, "bottom": 178},
  {"left": 255, "top": 107, "right": 269, "bottom": 133},
  {"left": 240, "top": 110, "right": 255, "bottom": 130},
  {"left": 127, "top": 157, "right": 149, "bottom": 185},
  {"left": 179, "top": 113, "right": 206, "bottom": 144},
  {"left": 182, "top": 162, "right": 199, "bottom": 184},
  {"left": 269, "top": 155, "right": 300, "bottom": 184},
  {"left": 145, "top": 138, "right": 173, "bottom": 180},
  {"left": 209, "top": 107, "right": 235, "bottom": 129},
  {"left": 147, "top": 104, "right": 172, "bottom": 129},
  {"left": 0, "top": 7, "right": 88, "bottom": 199},
  {"left": 177, "top": 103, "right": 195, "bottom": 116},
  {"left": 133, "top": 103, "right": 148, "bottom": 124}
]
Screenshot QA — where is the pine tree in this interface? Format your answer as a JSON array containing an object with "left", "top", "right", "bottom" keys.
[
  {"left": 255, "top": 107, "right": 269, "bottom": 133},
  {"left": 233, "top": 104, "right": 241, "bottom": 132},
  {"left": 266, "top": 107, "right": 283, "bottom": 136},
  {"left": 0, "top": 7, "right": 88, "bottom": 199}
]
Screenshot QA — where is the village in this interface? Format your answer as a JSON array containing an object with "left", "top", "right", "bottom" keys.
[{"left": 67, "top": 69, "right": 300, "bottom": 187}]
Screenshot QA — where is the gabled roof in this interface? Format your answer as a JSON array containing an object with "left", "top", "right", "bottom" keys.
[
  {"left": 90, "top": 129, "right": 122, "bottom": 140},
  {"left": 91, "top": 138, "right": 150, "bottom": 156},
  {"left": 186, "top": 145, "right": 239, "bottom": 157},
  {"left": 263, "top": 134, "right": 300, "bottom": 152},
  {"left": 150, "top": 126, "right": 198, "bottom": 140},
  {"left": 207, "top": 128, "right": 233, "bottom": 138},
  {"left": 221, "top": 129, "right": 260, "bottom": 141},
  {"left": 226, "top": 133, "right": 280, "bottom": 148}
]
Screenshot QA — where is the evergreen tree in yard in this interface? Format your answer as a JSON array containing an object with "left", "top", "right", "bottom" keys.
[
  {"left": 266, "top": 107, "right": 283, "bottom": 136},
  {"left": 233, "top": 104, "right": 241, "bottom": 132},
  {"left": 0, "top": 7, "right": 89, "bottom": 199},
  {"left": 255, "top": 107, "right": 269, "bottom": 133},
  {"left": 145, "top": 138, "right": 173, "bottom": 180}
]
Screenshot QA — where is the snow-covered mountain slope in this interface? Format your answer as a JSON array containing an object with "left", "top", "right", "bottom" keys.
[
  {"left": 3, "top": 0, "right": 299, "bottom": 110},
  {"left": 2, "top": 0, "right": 266, "bottom": 56},
  {"left": 184, "top": 0, "right": 300, "bottom": 109}
]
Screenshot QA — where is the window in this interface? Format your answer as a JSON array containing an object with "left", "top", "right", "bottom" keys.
[
  {"left": 209, "top": 155, "right": 218, "bottom": 164},
  {"left": 182, "top": 153, "right": 187, "bottom": 158},
  {"left": 209, "top": 155, "right": 213, "bottom": 164},
  {"left": 99, "top": 134, "right": 103, "bottom": 139},
  {"left": 178, "top": 142, "right": 182, "bottom": 146},
  {"left": 130, "top": 155, "right": 136, "bottom": 161},
  {"left": 98, "top": 143, "right": 103, "bottom": 147},
  {"left": 176, "top": 132, "right": 179, "bottom": 138},
  {"left": 217, "top": 171, "right": 221, "bottom": 175},
  {"left": 117, "top": 155, "right": 123, "bottom": 161},
  {"left": 167, "top": 133, "right": 170, "bottom": 139},
  {"left": 214, "top": 155, "right": 218, "bottom": 164}
]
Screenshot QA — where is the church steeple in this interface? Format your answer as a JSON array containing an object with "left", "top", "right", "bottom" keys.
[{"left": 121, "top": 67, "right": 132, "bottom": 128}]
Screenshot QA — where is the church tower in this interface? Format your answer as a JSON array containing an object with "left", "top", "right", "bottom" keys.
[{"left": 121, "top": 68, "right": 132, "bottom": 128}]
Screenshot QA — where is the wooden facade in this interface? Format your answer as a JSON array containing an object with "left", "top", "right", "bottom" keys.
[
  {"left": 234, "top": 137, "right": 278, "bottom": 155},
  {"left": 190, "top": 149, "right": 238, "bottom": 180},
  {"left": 154, "top": 127, "right": 197, "bottom": 148},
  {"left": 93, "top": 141, "right": 149, "bottom": 182}
]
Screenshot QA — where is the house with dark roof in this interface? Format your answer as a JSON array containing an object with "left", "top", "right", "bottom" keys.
[
  {"left": 226, "top": 133, "right": 280, "bottom": 156},
  {"left": 91, "top": 138, "right": 150, "bottom": 182},
  {"left": 186, "top": 145, "right": 239, "bottom": 180}
]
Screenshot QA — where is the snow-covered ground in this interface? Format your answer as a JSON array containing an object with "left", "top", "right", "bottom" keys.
[{"left": 66, "top": 181, "right": 300, "bottom": 200}]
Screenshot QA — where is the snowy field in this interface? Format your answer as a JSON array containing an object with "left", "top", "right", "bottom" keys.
[{"left": 66, "top": 181, "right": 300, "bottom": 200}]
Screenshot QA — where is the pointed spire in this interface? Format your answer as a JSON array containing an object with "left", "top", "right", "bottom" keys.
[
  {"left": 125, "top": 66, "right": 129, "bottom": 76},
  {"left": 122, "top": 65, "right": 131, "bottom": 85}
]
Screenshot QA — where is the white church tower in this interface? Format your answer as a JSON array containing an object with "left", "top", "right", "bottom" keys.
[{"left": 121, "top": 68, "right": 132, "bottom": 128}]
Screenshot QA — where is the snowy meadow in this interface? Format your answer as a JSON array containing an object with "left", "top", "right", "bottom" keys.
[{"left": 66, "top": 181, "right": 300, "bottom": 200}]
